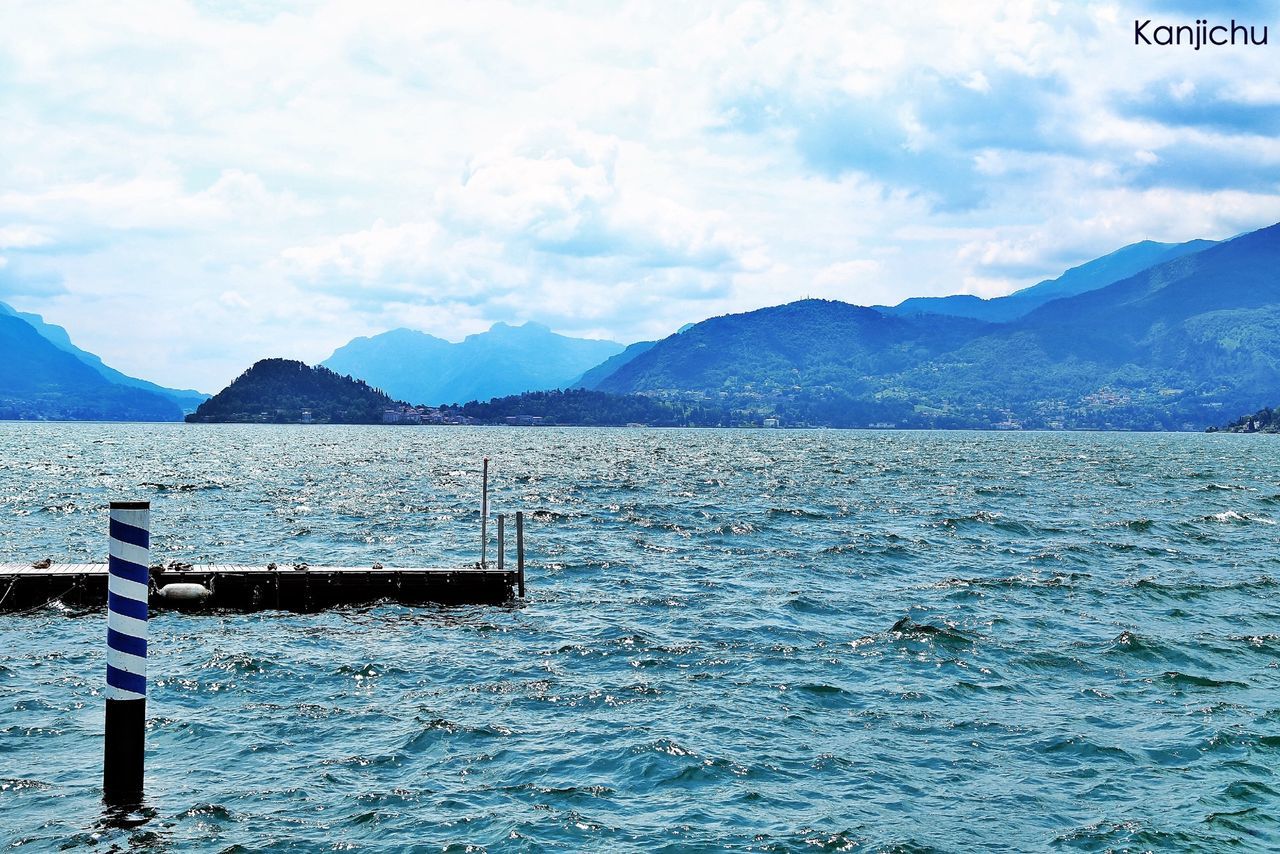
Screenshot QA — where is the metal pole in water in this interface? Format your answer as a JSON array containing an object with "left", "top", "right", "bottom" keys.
[
  {"left": 480, "top": 457, "right": 490, "bottom": 568},
  {"left": 497, "top": 514, "right": 505, "bottom": 572},
  {"left": 104, "top": 500, "right": 150, "bottom": 805},
  {"left": 516, "top": 510, "right": 525, "bottom": 598}
]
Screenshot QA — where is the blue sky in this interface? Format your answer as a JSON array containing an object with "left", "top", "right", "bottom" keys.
[{"left": 2, "top": 1, "right": 1279, "bottom": 391}]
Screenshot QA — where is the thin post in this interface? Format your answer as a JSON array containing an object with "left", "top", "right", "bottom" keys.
[
  {"left": 104, "top": 500, "right": 150, "bottom": 805},
  {"left": 516, "top": 510, "right": 525, "bottom": 598},
  {"left": 480, "top": 457, "right": 490, "bottom": 568},
  {"left": 497, "top": 514, "right": 505, "bottom": 572}
]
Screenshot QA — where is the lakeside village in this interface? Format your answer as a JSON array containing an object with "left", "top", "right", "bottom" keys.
[
  {"left": 377, "top": 404, "right": 582, "bottom": 426},
  {"left": 378, "top": 404, "right": 475, "bottom": 425},
  {"left": 374, "top": 403, "right": 782, "bottom": 428},
  {"left": 377, "top": 405, "right": 478, "bottom": 425}
]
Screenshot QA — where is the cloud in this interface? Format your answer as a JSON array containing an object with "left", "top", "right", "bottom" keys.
[
  {"left": 1118, "top": 81, "right": 1280, "bottom": 136},
  {"left": 437, "top": 125, "right": 762, "bottom": 270},
  {"left": 0, "top": 226, "right": 53, "bottom": 250},
  {"left": 279, "top": 123, "right": 767, "bottom": 342},
  {"left": 2, "top": 0, "right": 1279, "bottom": 391}
]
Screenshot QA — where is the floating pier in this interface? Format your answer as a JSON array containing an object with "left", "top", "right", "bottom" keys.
[
  {"left": 0, "top": 561, "right": 521, "bottom": 612},
  {"left": 1, "top": 459, "right": 528, "bottom": 613}
]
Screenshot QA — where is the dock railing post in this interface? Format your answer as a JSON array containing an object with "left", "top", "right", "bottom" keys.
[
  {"left": 104, "top": 500, "right": 150, "bottom": 805},
  {"left": 516, "top": 510, "right": 525, "bottom": 598},
  {"left": 480, "top": 457, "right": 490, "bottom": 568},
  {"left": 497, "top": 514, "right": 505, "bottom": 572}
]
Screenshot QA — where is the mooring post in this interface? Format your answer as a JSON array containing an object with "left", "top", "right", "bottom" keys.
[
  {"left": 516, "top": 510, "right": 525, "bottom": 598},
  {"left": 480, "top": 457, "right": 490, "bottom": 568},
  {"left": 104, "top": 500, "right": 150, "bottom": 805},
  {"left": 497, "top": 514, "right": 505, "bottom": 572}
]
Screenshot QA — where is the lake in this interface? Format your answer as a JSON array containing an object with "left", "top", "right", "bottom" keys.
[{"left": 1, "top": 424, "right": 1278, "bottom": 850}]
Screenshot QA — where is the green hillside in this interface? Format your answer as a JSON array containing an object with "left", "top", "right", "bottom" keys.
[
  {"left": 599, "top": 222, "right": 1280, "bottom": 430},
  {"left": 186, "top": 359, "right": 400, "bottom": 424}
]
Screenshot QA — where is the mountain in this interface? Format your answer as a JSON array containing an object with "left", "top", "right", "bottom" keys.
[
  {"left": 880, "top": 238, "right": 1214, "bottom": 322},
  {"left": 0, "top": 301, "right": 208, "bottom": 412},
  {"left": 322, "top": 321, "right": 624, "bottom": 405},
  {"left": 573, "top": 340, "right": 657, "bottom": 389},
  {"left": 0, "top": 313, "right": 184, "bottom": 421},
  {"left": 599, "top": 222, "right": 1280, "bottom": 430},
  {"left": 186, "top": 359, "right": 400, "bottom": 424},
  {"left": 573, "top": 324, "right": 698, "bottom": 389},
  {"left": 597, "top": 299, "right": 993, "bottom": 424}
]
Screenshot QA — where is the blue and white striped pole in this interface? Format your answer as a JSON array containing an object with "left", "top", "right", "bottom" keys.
[{"left": 104, "top": 500, "right": 150, "bottom": 804}]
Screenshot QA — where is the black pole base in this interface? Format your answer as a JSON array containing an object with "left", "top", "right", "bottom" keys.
[{"left": 103, "top": 698, "right": 146, "bottom": 805}]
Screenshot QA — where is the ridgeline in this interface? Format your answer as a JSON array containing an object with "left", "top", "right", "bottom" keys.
[{"left": 596, "top": 223, "right": 1280, "bottom": 431}]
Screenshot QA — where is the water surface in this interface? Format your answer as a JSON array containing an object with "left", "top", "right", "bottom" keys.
[{"left": 1, "top": 424, "right": 1278, "bottom": 851}]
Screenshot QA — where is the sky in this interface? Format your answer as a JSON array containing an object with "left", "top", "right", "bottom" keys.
[{"left": 3, "top": 0, "right": 1280, "bottom": 392}]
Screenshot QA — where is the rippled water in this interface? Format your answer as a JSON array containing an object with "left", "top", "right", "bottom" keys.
[{"left": 2, "top": 424, "right": 1279, "bottom": 851}]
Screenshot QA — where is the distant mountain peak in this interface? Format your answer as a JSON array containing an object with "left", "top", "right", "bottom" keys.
[{"left": 322, "top": 321, "right": 624, "bottom": 405}]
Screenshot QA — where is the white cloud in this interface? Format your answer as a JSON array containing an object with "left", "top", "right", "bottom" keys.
[
  {"left": 0, "top": 226, "right": 53, "bottom": 249},
  {"left": 1, "top": 0, "right": 1278, "bottom": 391}
]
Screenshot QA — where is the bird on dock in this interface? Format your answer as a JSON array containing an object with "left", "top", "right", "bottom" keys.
[{"left": 31, "top": 558, "right": 52, "bottom": 569}]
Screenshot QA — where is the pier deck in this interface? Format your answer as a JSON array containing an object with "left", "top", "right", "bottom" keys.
[{"left": 0, "top": 563, "right": 520, "bottom": 612}]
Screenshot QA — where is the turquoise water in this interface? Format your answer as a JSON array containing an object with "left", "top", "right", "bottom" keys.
[{"left": 1, "top": 424, "right": 1279, "bottom": 851}]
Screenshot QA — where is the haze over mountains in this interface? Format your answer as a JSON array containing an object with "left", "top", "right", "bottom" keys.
[
  {"left": 4, "top": 222, "right": 1280, "bottom": 429},
  {"left": 0, "top": 301, "right": 207, "bottom": 417},
  {"left": 322, "top": 321, "right": 622, "bottom": 405},
  {"left": 0, "top": 312, "right": 185, "bottom": 421}
]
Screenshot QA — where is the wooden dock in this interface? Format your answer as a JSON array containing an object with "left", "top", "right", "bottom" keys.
[{"left": 0, "top": 563, "right": 521, "bottom": 613}]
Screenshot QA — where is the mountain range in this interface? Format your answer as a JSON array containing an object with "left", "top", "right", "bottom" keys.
[
  {"left": 591, "top": 223, "right": 1280, "bottom": 430},
  {"left": 0, "top": 300, "right": 206, "bottom": 419},
  {"left": 6, "top": 221, "right": 1280, "bottom": 429},
  {"left": 0, "top": 312, "right": 186, "bottom": 421},
  {"left": 322, "top": 321, "right": 623, "bottom": 405}
]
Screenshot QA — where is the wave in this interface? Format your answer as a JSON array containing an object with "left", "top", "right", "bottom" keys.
[
  {"left": 202, "top": 652, "right": 279, "bottom": 674},
  {"left": 766, "top": 507, "right": 828, "bottom": 519},
  {"left": 178, "top": 803, "right": 241, "bottom": 821},
  {"left": 930, "top": 571, "right": 1089, "bottom": 590},
  {"left": 1034, "top": 735, "right": 1136, "bottom": 762},
  {"left": 936, "top": 512, "right": 1060, "bottom": 536},
  {"left": 1132, "top": 576, "right": 1278, "bottom": 600},
  {"left": 1220, "top": 779, "right": 1280, "bottom": 802},
  {"left": 140, "top": 481, "right": 224, "bottom": 491},
  {"left": 334, "top": 662, "right": 410, "bottom": 678},
  {"left": 1198, "top": 510, "right": 1276, "bottom": 525},
  {"left": 889, "top": 616, "right": 974, "bottom": 646},
  {"left": 1159, "top": 670, "right": 1248, "bottom": 689}
]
